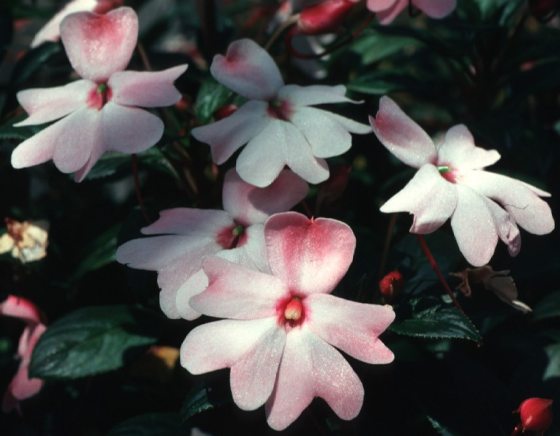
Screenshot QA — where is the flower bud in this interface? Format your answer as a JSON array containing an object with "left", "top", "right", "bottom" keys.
[
  {"left": 214, "top": 104, "right": 238, "bottom": 120},
  {"left": 297, "top": 0, "right": 356, "bottom": 35},
  {"left": 518, "top": 397, "right": 553, "bottom": 432},
  {"left": 379, "top": 270, "right": 403, "bottom": 300}
]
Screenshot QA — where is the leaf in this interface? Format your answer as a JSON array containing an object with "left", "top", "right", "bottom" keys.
[
  {"left": 30, "top": 305, "right": 160, "bottom": 380},
  {"left": 108, "top": 413, "right": 185, "bottom": 436},
  {"left": 181, "top": 383, "right": 226, "bottom": 422},
  {"left": 351, "top": 31, "right": 418, "bottom": 65},
  {"left": 426, "top": 416, "right": 455, "bottom": 436},
  {"left": 533, "top": 291, "right": 560, "bottom": 322},
  {"left": 11, "top": 42, "right": 61, "bottom": 86},
  {"left": 543, "top": 343, "right": 560, "bottom": 380},
  {"left": 0, "top": 116, "right": 41, "bottom": 142},
  {"left": 194, "top": 78, "right": 233, "bottom": 123},
  {"left": 390, "top": 299, "right": 482, "bottom": 342}
]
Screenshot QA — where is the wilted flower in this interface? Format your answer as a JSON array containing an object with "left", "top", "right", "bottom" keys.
[
  {"left": 181, "top": 212, "right": 394, "bottom": 430},
  {"left": 117, "top": 169, "right": 308, "bottom": 319},
  {"left": 371, "top": 96, "right": 554, "bottom": 266},
  {"left": 192, "top": 38, "right": 370, "bottom": 188},
  {"left": 0, "top": 219, "right": 49, "bottom": 263},
  {"left": 366, "top": 0, "right": 456, "bottom": 24},
  {"left": 0, "top": 295, "right": 47, "bottom": 413},
  {"left": 12, "top": 7, "right": 188, "bottom": 181}
]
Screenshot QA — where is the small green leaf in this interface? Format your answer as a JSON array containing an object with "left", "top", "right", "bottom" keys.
[
  {"left": 194, "top": 78, "right": 233, "bottom": 123},
  {"left": 351, "top": 31, "right": 418, "bottom": 65},
  {"left": 181, "top": 383, "right": 225, "bottom": 422},
  {"left": 533, "top": 291, "right": 560, "bottom": 322},
  {"left": 11, "top": 42, "right": 61, "bottom": 85},
  {"left": 30, "top": 305, "right": 160, "bottom": 380},
  {"left": 70, "top": 224, "right": 120, "bottom": 281},
  {"left": 108, "top": 413, "right": 185, "bottom": 436},
  {"left": 0, "top": 115, "right": 41, "bottom": 142},
  {"left": 544, "top": 343, "right": 560, "bottom": 380}
]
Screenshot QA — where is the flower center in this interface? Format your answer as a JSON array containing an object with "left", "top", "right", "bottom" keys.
[
  {"left": 87, "top": 82, "right": 113, "bottom": 110},
  {"left": 215, "top": 223, "right": 247, "bottom": 249},
  {"left": 267, "top": 99, "right": 293, "bottom": 121},
  {"left": 276, "top": 295, "right": 306, "bottom": 329},
  {"left": 437, "top": 164, "right": 456, "bottom": 183}
]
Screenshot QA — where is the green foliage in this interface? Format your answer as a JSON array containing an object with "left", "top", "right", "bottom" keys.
[
  {"left": 194, "top": 78, "right": 233, "bottom": 123},
  {"left": 108, "top": 413, "right": 185, "bottom": 436}
]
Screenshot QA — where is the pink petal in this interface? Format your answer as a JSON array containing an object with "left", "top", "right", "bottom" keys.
[
  {"left": 211, "top": 39, "right": 283, "bottom": 100},
  {"left": 380, "top": 164, "right": 457, "bottom": 234},
  {"left": 460, "top": 171, "right": 555, "bottom": 235},
  {"left": 277, "top": 84, "right": 357, "bottom": 107},
  {"left": 483, "top": 198, "right": 521, "bottom": 257},
  {"left": 306, "top": 294, "right": 395, "bottom": 364},
  {"left": 108, "top": 65, "right": 188, "bottom": 107},
  {"left": 451, "top": 185, "right": 498, "bottom": 266},
  {"left": 192, "top": 256, "right": 287, "bottom": 320},
  {"left": 366, "top": 0, "right": 398, "bottom": 12},
  {"left": 319, "top": 110, "right": 373, "bottom": 135},
  {"left": 60, "top": 6, "right": 138, "bottom": 81},
  {"left": 265, "top": 328, "right": 364, "bottom": 431},
  {"left": 191, "top": 100, "right": 270, "bottom": 165},
  {"left": 175, "top": 269, "right": 208, "bottom": 320},
  {"left": 100, "top": 102, "right": 164, "bottom": 154},
  {"left": 14, "top": 80, "right": 92, "bottom": 126},
  {"left": 141, "top": 208, "right": 234, "bottom": 236},
  {"left": 372, "top": 0, "right": 408, "bottom": 24},
  {"left": 413, "top": 0, "right": 457, "bottom": 18},
  {"left": 265, "top": 212, "right": 355, "bottom": 295},
  {"left": 370, "top": 96, "right": 436, "bottom": 168},
  {"left": 180, "top": 317, "right": 278, "bottom": 374},
  {"left": 221, "top": 224, "right": 271, "bottom": 273},
  {"left": 0, "top": 296, "right": 41, "bottom": 325},
  {"left": 222, "top": 169, "right": 308, "bottom": 226},
  {"left": 437, "top": 125, "right": 500, "bottom": 170}
]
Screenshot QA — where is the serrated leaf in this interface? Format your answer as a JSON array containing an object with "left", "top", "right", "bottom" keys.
[
  {"left": 533, "top": 291, "right": 560, "bottom": 322},
  {"left": 194, "top": 78, "right": 232, "bottom": 123},
  {"left": 30, "top": 305, "right": 160, "bottom": 380},
  {"left": 181, "top": 383, "right": 225, "bottom": 422},
  {"left": 108, "top": 413, "right": 185, "bottom": 436},
  {"left": 0, "top": 115, "right": 41, "bottom": 142}
]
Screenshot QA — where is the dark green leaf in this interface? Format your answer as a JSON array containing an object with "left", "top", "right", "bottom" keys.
[
  {"left": 426, "top": 415, "right": 455, "bottom": 436},
  {"left": 533, "top": 291, "right": 560, "bottom": 322},
  {"left": 0, "top": 115, "right": 41, "bottom": 142},
  {"left": 194, "top": 78, "right": 232, "bottom": 123},
  {"left": 108, "top": 413, "right": 185, "bottom": 436},
  {"left": 351, "top": 31, "right": 418, "bottom": 65},
  {"left": 347, "top": 71, "right": 422, "bottom": 95},
  {"left": 181, "top": 383, "right": 225, "bottom": 422},
  {"left": 544, "top": 343, "right": 560, "bottom": 380},
  {"left": 11, "top": 42, "right": 61, "bottom": 85},
  {"left": 30, "top": 305, "right": 160, "bottom": 380}
]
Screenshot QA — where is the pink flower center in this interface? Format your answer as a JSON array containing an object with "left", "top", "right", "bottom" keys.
[
  {"left": 437, "top": 165, "right": 457, "bottom": 183},
  {"left": 276, "top": 295, "right": 306, "bottom": 329},
  {"left": 87, "top": 83, "right": 113, "bottom": 110},
  {"left": 215, "top": 224, "right": 247, "bottom": 249},
  {"left": 267, "top": 99, "right": 293, "bottom": 121}
]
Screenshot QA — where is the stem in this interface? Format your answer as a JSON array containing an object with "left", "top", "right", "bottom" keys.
[
  {"left": 264, "top": 14, "right": 299, "bottom": 51},
  {"left": 136, "top": 43, "right": 152, "bottom": 71},
  {"left": 197, "top": 0, "right": 218, "bottom": 56},
  {"left": 131, "top": 154, "right": 150, "bottom": 224},
  {"left": 378, "top": 214, "right": 397, "bottom": 278},
  {"left": 416, "top": 234, "right": 465, "bottom": 313}
]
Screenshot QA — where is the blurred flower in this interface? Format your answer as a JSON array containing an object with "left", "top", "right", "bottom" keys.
[
  {"left": 371, "top": 96, "right": 554, "bottom": 266},
  {"left": 192, "top": 39, "right": 370, "bottom": 188},
  {"left": 366, "top": 0, "right": 456, "bottom": 24},
  {"left": 12, "top": 7, "right": 188, "bottom": 181},
  {"left": 517, "top": 398, "right": 554, "bottom": 433},
  {"left": 379, "top": 270, "right": 403, "bottom": 301},
  {"left": 0, "top": 295, "right": 47, "bottom": 413},
  {"left": 297, "top": 0, "right": 356, "bottom": 35},
  {"left": 117, "top": 169, "right": 308, "bottom": 319},
  {"left": 181, "top": 212, "right": 394, "bottom": 430},
  {"left": 0, "top": 219, "right": 48, "bottom": 263}
]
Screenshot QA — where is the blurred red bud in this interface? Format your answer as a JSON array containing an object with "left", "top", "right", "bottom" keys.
[
  {"left": 379, "top": 270, "right": 403, "bottom": 300},
  {"left": 214, "top": 104, "right": 238, "bottom": 120},
  {"left": 297, "top": 0, "right": 355, "bottom": 35},
  {"left": 518, "top": 397, "right": 553, "bottom": 432}
]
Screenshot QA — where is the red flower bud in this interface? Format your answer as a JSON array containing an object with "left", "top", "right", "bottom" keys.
[
  {"left": 518, "top": 397, "right": 553, "bottom": 432},
  {"left": 214, "top": 104, "right": 238, "bottom": 120},
  {"left": 297, "top": 0, "right": 356, "bottom": 35},
  {"left": 379, "top": 270, "right": 403, "bottom": 300}
]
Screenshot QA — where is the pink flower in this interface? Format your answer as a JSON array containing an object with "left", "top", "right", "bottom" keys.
[
  {"left": 366, "top": 0, "right": 456, "bottom": 24},
  {"left": 116, "top": 169, "right": 308, "bottom": 320},
  {"left": 181, "top": 212, "right": 395, "bottom": 430},
  {"left": 0, "top": 295, "right": 47, "bottom": 413},
  {"left": 12, "top": 7, "right": 188, "bottom": 181},
  {"left": 191, "top": 39, "right": 370, "bottom": 188},
  {"left": 370, "top": 96, "right": 555, "bottom": 266}
]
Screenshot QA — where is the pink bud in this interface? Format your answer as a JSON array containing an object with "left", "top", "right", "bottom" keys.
[
  {"left": 297, "top": 0, "right": 355, "bottom": 35},
  {"left": 518, "top": 397, "right": 554, "bottom": 432},
  {"left": 378, "top": 270, "right": 403, "bottom": 300}
]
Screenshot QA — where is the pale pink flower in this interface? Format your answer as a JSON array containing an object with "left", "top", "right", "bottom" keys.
[
  {"left": 12, "top": 7, "right": 188, "bottom": 181},
  {"left": 116, "top": 169, "right": 308, "bottom": 320},
  {"left": 370, "top": 96, "right": 555, "bottom": 266},
  {"left": 0, "top": 295, "right": 47, "bottom": 413},
  {"left": 181, "top": 212, "right": 395, "bottom": 431},
  {"left": 30, "top": 0, "right": 123, "bottom": 48},
  {"left": 191, "top": 39, "right": 370, "bottom": 188},
  {"left": 367, "top": 0, "right": 456, "bottom": 24}
]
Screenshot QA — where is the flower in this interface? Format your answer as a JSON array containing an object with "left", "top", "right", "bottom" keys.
[
  {"left": 181, "top": 212, "right": 395, "bottom": 430},
  {"left": 518, "top": 397, "right": 554, "bottom": 433},
  {"left": 12, "top": 7, "right": 188, "bottom": 181},
  {"left": 116, "top": 169, "right": 308, "bottom": 319},
  {"left": 0, "top": 218, "right": 49, "bottom": 263},
  {"left": 366, "top": 0, "right": 456, "bottom": 24},
  {"left": 0, "top": 295, "right": 47, "bottom": 413},
  {"left": 191, "top": 38, "right": 370, "bottom": 188},
  {"left": 370, "top": 96, "right": 555, "bottom": 266}
]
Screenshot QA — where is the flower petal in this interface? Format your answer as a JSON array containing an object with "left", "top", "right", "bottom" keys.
[
  {"left": 192, "top": 256, "right": 287, "bottom": 320},
  {"left": 371, "top": 0, "right": 408, "bottom": 24},
  {"left": 265, "top": 328, "right": 364, "bottom": 431},
  {"left": 483, "top": 198, "right": 521, "bottom": 257},
  {"left": 284, "top": 122, "right": 330, "bottom": 184},
  {"left": 14, "top": 80, "right": 92, "bottom": 126},
  {"left": 192, "top": 100, "right": 270, "bottom": 165},
  {"left": 141, "top": 208, "right": 234, "bottom": 236},
  {"left": 380, "top": 164, "right": 457, "bottom": 234},
  {"left": 265, "top": 212, "right": 355, "bottom": 295},
  {"left": 460, "top": 171, "right": 555, "bottom": 235},
  {"left": 451, "top": 185, "right": 498, "bottom": 266},
  {"left": 222, "top": 169, "right": 308, "bottom": 226},
  {"left": 413, "top": 0, "right": 456, "bottom": 18},
  {"left": 278, "top": 84, "right": 357, "bottom": 107},
  {"left": 211, "top": 39, "right": 284, "bottom": 100},
  {"left": 60, "top": 6, "right": 138, "bottom": 81},
  {"left": 109, "top": 65, "right": 188, "bottom": 107},
  {"left": 175, "top": 269, "right": 208, "bottom": 320},
  {"left": 0, "top": 296, "right": 42, "bottom": 325},
  {"left": 370, "top": 96, "right": 436, "bottom": 168},
  {"left": 437, "top": 125, "right": 500, "bottom": 170},
  {"left": 366, "top": 0, "right": 398, "bottom": 12},
  {"left": 306, "top": 294, "right": 395, "bottom": 364}
]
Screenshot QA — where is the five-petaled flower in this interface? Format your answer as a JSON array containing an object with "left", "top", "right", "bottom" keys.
[
  {"left": 116, "top": 169, "right": 308, "bottom": 319},
  {"left": 181, "top": 212, "right": 395, "bottom": 430},
  {"left": 366, "top": 0, "right": 456, "bottom": 24},
  {"left": 11, "top": 7, "right": 188, "bottom": 181},
  {"left": 370, "top": 96, "right": 555, "bottom": 266},
  {"left": 191, "top": 38, "right": 370, "bottom": 188}
]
